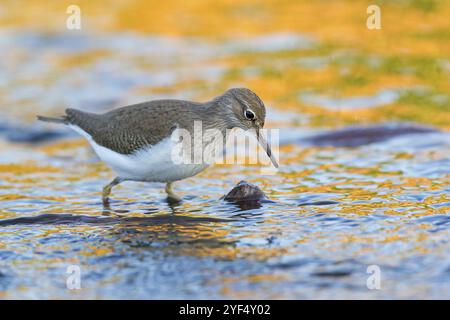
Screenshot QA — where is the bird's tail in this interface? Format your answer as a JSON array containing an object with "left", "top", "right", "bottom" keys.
[{"left": 37, "top": 115, "right": 68, "bottom": 124}]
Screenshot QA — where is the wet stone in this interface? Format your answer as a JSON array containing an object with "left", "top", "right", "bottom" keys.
[
  {"left": 224, "top": 181, "right": 269, "bottom": 202},
  {"left": 301, "top": 123, "right": 438, "bottom": 147}
]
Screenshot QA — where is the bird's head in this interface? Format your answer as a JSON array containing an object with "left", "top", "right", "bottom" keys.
[
  {"left": 218, "top": 88, "right": 278, "bottom": 168},
  {"left": 226, "top": 87, "right": 266, "bottom": 132}
]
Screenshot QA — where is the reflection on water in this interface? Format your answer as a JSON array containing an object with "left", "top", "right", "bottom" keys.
[
  {"left": 0, "top": 14, "right": 449, "bottom": 299},
  {"left": 1, "top": 126, "right": 449, "bottom": 298}
]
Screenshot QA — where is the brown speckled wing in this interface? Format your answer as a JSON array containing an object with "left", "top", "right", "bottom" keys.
[{"left": 65, "top": 100, "right": 204, "bottom": 155}]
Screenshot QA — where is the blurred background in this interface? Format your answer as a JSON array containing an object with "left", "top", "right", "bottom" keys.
[{"left": 0, "top": 0, "right": 449, "bottom": 299}]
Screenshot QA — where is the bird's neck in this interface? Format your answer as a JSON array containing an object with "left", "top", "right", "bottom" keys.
[{"left": 202, "top": 96, "right": 237, "bottom": 133}]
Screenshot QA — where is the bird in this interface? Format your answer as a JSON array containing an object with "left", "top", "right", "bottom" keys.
[{"left": 37, "top": 88, "right": 278, "bottom": 205}]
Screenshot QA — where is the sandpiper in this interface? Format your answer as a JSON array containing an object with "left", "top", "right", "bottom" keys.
[{"left": 38, "top": 88, "right": 278, "bottom": 205}]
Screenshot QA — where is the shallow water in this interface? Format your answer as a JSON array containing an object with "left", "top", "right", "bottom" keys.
[
  {"left": 1, "top": 3, "right": 450, "bottom": 299},
  {"left": 1, "top": 127, "right": 449, "bottom": 299}
]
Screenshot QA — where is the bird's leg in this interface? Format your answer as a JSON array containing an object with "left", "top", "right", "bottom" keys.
[
  {"left": 102, "top": 177, "right": 122, "bottom": 206},
  {"left": 165, "top": 182, "right": 181, "bottom": 202}
]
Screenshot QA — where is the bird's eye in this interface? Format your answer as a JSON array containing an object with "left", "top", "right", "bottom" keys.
[{"left": 244, "top": 110, "right": 255, "bottom": 120}]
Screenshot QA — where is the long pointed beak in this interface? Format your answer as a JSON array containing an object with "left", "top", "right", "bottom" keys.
[{"left": 256, "top": 128, "right": 279, "bottom": 168}]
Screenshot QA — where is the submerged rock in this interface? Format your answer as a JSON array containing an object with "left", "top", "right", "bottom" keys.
[
  {"left": 301, "top": 123, "right": 438, "bottom": 147},
  {"left": 224, "top": 181, "right": 268, "bottom": 202},
  {"left": 223, "top": 181, "right": 271, "bottom": 211}
]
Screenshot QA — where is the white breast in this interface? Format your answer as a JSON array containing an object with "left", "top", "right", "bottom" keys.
[{"left": 68, "top": 125, "right": 209, "bottom": 182}]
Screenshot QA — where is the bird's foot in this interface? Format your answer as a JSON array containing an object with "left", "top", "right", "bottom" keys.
[
  {"left": 166, "top": 193, "right": 182, "bottom": 203},
  {"left": 102, "top": 195, "right": 111, "bottom": 207},
  {"left": 165, "top": 182, "right": 182, "bottom": 203},
  {"left": 102, "top": 185, "right": 112, "bottom": 206},
  {"left": 102, "top": 177, "right": 121, "bottom": 207}
]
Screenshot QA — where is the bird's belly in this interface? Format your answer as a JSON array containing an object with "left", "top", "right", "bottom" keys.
[
  {"left": 69, "top": 124, "right": 213, "bottom": 182},
  {"left": 89, "top": 135, "right": 208, "bottom": 182}
]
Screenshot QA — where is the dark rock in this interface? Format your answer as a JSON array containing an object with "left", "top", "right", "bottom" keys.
[
  {"left": 299, "top": 200, "right": 339, "bottom": 206},
  {"left": 224, "top": 181, "right": 268, "bottom": 202},
  {"left": 302, "top": 123, "right": 438, "bottom": 147},
  {"left": 0, "top": 213, "right": 232, "bottom": 227},
  {"left": 0, "top": 120, "right": 72, "bottom": 143},
  {"left": 7, "top": 127, "right": 69, "bottom": 143},
  {"left": 312, "top": 270, "right": 352, "bottom": 278}
]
